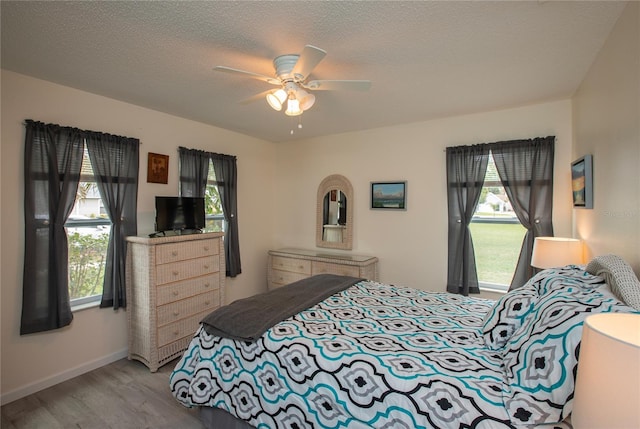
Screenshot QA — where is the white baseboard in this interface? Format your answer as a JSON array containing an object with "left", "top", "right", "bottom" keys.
[{"left": 1, "top": 348, "right": 129, "bottom": 406}]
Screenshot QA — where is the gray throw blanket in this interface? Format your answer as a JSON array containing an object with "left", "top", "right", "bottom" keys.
[{"left": 201, "top": 274, "right": 363, "bottom": 341}]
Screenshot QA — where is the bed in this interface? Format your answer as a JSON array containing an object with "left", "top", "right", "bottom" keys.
[{"left": 170, "top": 254, "right": 640, "bottom": 428}]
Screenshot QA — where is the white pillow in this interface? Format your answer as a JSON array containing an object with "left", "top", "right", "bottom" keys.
[{"left": 586, "top": 254, "right": 640, "bottom": 310}]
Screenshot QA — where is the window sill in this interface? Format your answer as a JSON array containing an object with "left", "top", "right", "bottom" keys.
[
  {"left": 71, "top": 299, "right": 100, "bottom": 312},
  {"left": 479, "top": 285, "right": 508, "bottom": 295}
]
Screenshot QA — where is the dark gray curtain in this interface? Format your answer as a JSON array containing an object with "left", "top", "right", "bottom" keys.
[
  {"left": 179, "top": 148, "right": 242, "bottom": 277},
  {"left": 491, "top": 136, "right": 555, "bottom": 290},
  {"left": 21, "top": 120, "right": 84, "bottom": 334},
  {"left": 178, "top": 147, "right": 209, "bottom": 197},
  {"left": 446, "top": 144, "right": 490, "bottom": 295},
  {"left": 211, "top": 153, "right": 242, "bottom": 277},
  {"left": 86, "top": 132, "right": 140, "bottom": 309}
]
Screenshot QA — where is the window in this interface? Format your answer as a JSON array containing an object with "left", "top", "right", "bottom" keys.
[
  {"left": 65, "top": 149, "right": 110, "bottom": 307},
  {"left": 446, "top": 137, "right": 554, "bottom": 296},
  {"left": 22, "top": 120, "right": 139, "bottom": 334},
  {"left": 177, "top": 147, "right": 241, "bottom": 277},
  {"left": 204, "top": 160, "right": 225, "bottom": 232},
  {"left": 470, "top": 154, "right": 526, "bottom": 291}
]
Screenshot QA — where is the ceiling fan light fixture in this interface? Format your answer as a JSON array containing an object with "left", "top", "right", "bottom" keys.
[
  {"left": 266, "top": 89, "right": 287, "bottom": 111},
  {"left": 285, "top": 97, "right": 303, "bottom": 116},
  {"left": 216, "top": 45, "right": 370, "bottom": 124}
]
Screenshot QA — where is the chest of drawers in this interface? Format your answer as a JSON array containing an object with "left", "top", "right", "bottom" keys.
[
  {"left": 125, "top": 232, "right": 225, "bottom": 372},
  {"left": 267, "top": 248, "right": 379, "bottom": 290}
]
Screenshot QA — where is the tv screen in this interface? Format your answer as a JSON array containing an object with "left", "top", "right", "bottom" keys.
[{"left": 155, "top": 196, "right": 205, "bottom": 233}]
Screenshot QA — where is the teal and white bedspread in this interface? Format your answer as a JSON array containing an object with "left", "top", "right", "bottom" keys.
[{"left": 170, "top": 269, "right": 635, "bottom": 428}]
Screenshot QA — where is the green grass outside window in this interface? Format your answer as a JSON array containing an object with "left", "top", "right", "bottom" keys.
[{"left": 469, "top": 222, "right": 526, "bottom": 286}]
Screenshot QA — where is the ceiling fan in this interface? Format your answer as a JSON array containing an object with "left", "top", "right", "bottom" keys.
[{"left": 214, "top": 45, "right": 371, "bottom": 117}]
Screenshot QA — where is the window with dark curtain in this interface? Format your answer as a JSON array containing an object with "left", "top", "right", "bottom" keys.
[
  {"left": 22, "top": 121, "right": 84, "bottom": 334},
  {"left": 446, "top": 144, "right": 490, "bottom": 296},
  {"left": 179, "top": 147, "right": 242, "bottom": 277},
  {"left": 491, "top": 137, "right": 555, "bottom": 290},
  {"left": 178, "top": 147, "right": 209, "bottom": 197},
  {"left": 21, "top": 120, "right": 139, "bottom": 335},
  {"left": 86, "top": 132, "right": 140, "bottom": 309},
  {"left": 445, "top": 136, "right": 554, "bottom": 295}
]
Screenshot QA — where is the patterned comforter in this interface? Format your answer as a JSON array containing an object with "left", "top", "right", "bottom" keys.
[{"left": 170, "top": 270, "right": 634, "bottom": 429}]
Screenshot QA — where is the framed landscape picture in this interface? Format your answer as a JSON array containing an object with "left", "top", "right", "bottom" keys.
[
  {"left": 371, "top": 181, "right": 407, "bottom": 210},
  {"left": 571, "top": 154, "right": 593, "bottom": 209}
]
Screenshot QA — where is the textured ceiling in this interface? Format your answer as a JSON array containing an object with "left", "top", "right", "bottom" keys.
[{"left": 1, "top": 1, "right": 627, "bottom": 142}]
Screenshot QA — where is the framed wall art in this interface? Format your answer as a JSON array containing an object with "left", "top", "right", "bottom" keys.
[
  {"left": 571, "top": 154, "right": 593, "bottom": 209},
  {"left": 147, "top": 152, "right": 169, "bottom": 184},
  {"left": 371, "top": 181, "right": 407, "bottom": 210}
]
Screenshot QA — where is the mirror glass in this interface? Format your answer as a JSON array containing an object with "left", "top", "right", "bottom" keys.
[
  {"left": 316, "top": 175, "right": 353, "bottom": 250},
  {"left": 322, "top": 191, "right": 346, "bottom": 242}
]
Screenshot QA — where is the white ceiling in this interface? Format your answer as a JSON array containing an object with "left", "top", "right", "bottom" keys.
[{"left": 1, "top": 1, "right": 626, "bottom": 143}]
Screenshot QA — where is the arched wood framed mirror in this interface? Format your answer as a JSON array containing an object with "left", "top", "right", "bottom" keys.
[{"left": 316, "top": 174, "right": 353, "bottom": 250}]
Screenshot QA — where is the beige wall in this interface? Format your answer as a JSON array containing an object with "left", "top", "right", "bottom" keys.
[
  {"left": 573, "top": 2, "right": 640, "bottom": 273},
  {"left": 273, "top": 100, "right": 575, "bottom": 293},
  {"left": 0, "top": 70, "right": 276, "bottom": 403}
]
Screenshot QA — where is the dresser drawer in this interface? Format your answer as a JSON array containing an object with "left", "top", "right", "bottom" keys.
[
  {"left": 156, "top": 238, "right": 219, "bottom": 265},
  {"left": 156, "top": 290, "right": 219, "bottom": 327},
  {"left": 156, "top": 256, "right": 219, "bottom": 285},
  {"left": 271, "top": 256, "right": 311, "bottom": 275},
  {"left": 270, "top": 269, "right": 309, "bottom": 288},
  {"left": 312, "top": 261, "right": 360, "bottom": 277},
  {"left": 157, "top": 310, "right": 209, "bottom": 347},
  {"left": 157, "top": 274, "right": 219, "bottom": 305}
]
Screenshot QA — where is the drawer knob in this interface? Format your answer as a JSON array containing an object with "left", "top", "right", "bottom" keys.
[
  {"left": 173, "top": 330, "right": 179, "bottom": 336},
  {"left": 204, "top": 300, "right": 210, "bottom": 305},
  {"left": 173, "top": 311, "right": 179, "bottom": 317},
  {"left": 172, "top": 250, "right": 178, "bottom": 256},
  {"left": 172, "top": 291, "right": 179, "bottom": 296},
  {"left": 204, "top": 264, "right": 210, "bottom": 269},
  {"left": 204, "top": 246, "right": 209, "bottom": 251},
  {"left": 204, "top": 283, "right": 210, "bottom": 288},
  {"left": 172, "top": 271, "right": 179, "bottom": 276}
]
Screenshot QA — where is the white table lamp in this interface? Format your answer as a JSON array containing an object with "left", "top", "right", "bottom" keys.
[
  {"left": 572, "top": 313, "right": 640, "bottom": 428},
  {"left": 531, "top": 237, "right": 584, "bottom": 268}
]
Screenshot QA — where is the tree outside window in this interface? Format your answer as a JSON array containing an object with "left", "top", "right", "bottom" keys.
[
  {"left": 65, "top": 151, "right": 110, "bottom": 304},
  {"left": 205, "top": 160, "right": 225, "bottom": 232}
]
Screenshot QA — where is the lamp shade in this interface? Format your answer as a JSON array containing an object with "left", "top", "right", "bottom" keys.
[
  {"left": 285, "top": 97, "right": 303, "bottom": 116},
  {"left": 296, "top": 88, "right": 316, "bottom": 111},
  {"left": 266, "top": 89, "right": 287, "bottom": 111},
  {"left": 530, "top": 237, "right": 584, "bottom": 268},
  {"left": 572, "top": 313, "right": 640, "bottom": 428}
]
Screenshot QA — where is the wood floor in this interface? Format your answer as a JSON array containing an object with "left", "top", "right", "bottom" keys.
[{"left": 1, "top": 358, "right": 204, "bottom": 429}]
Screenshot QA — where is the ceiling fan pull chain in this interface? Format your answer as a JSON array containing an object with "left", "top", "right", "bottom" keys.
[{"left": 291, "top": 116, "right": 304, "bottom": 135}]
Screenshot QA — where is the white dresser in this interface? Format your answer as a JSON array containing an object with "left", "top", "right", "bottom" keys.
[
  {"left": 268, "top": 248, "right": 379, "bottom": 290},
  {"left": 125, "top": 232, "right": 225, "bottom": 372}
]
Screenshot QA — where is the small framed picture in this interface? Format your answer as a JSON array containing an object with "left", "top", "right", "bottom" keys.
[
  {"left": 147, "top": 152, "right": 169, "bottom": 184},
  {"left": 371, "top": 181, "right": 407, "bottom": 210},
  {"left": 571, "top": 154, "right": 593, "bottom": 209}
]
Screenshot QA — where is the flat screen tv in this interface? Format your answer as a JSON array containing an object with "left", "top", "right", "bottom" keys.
[{"left": 155, "top": 196, "right": 205, "bottom": 234}]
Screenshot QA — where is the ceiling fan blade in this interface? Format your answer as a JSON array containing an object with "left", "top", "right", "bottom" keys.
[
  {"left": 304, "top": 80, "right": 371, "bottom": 91},
  {"left": 214, "top": 66, "right": 280, "bottom": 85},
  {"left": 239, "top": 90, "right": 272, "bottom": 105},
  {"left": 292, "top": 45, "right": 327, "bottom": 80}
]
